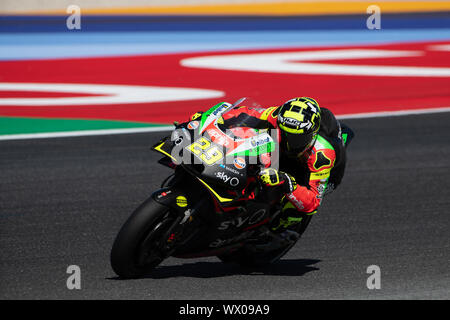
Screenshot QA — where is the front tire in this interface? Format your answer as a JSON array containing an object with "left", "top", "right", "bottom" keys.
[{"left": 110, "top": 198, "right": 173, "bottom": 279}]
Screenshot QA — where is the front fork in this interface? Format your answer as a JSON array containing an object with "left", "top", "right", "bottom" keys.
[{"left": 152, "top": 186, "right": 206, "bottom": 255}]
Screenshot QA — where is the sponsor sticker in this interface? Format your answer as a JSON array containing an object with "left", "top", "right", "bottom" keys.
[
  {"left": 250, "top": 136, "right": 270, "bottom": 148},
  {"left": 215, "top": 171, "right": 231, "bottom": 183},
  {"left": 233, "top": 157, "right": 246, "bottom": 170},
  {"left": 207, "top": 128, "right": 230, "bottom": 146},
  {"left": 287, "top": 193, "right": 304, "bottom": 210},
  {"left": 310, "top": 170, "right": 330, "bottom": 180},
  {"left": 217, "top": 209, "right": 265, "bottom": 230},
  {"left": 191, "top": 112, "right": 202, "bottom": 120},
  {"left": 230, "top": 177, "right": 240, "bottom": 187},
  {"left": 187, "top": 121, "right": 199, "bottom": 130},
  {"left": 212, "top": 103, "right": 228, "bottom": 116},
  {"left": 215, "top": 171, "right": 240, "bottom": 186},
  {"left": 284, "top": 118, "right": 301, "bottom": 127},
  {"left": 219, "top": 164, "right": 241, "bottom": 175},
  {"left": 176, "top": 195, "right": 188, "bottom": 207},
  {"left": 157, "top": 190, "right": 172, "bottom": 199}
]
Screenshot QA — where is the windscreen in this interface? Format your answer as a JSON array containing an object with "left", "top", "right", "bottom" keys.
[{"left": 218, "top": 97, "right": 270, "bottom": 131}]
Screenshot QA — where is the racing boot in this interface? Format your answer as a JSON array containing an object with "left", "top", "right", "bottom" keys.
[{"left": 271, "top": 200, "right": 315, "bottom": 239}]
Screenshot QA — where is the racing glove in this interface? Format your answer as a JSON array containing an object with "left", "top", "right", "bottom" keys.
[{"left": 258, "top": 168, "right": 297, "bottom": 194}]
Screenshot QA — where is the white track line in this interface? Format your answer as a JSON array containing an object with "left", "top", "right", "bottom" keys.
[
  {"left": 0, "top": 107, "right": 449, "bottom": 141},
  {"left": 0, "top": 126, "right": 173, "bottom": 141}
]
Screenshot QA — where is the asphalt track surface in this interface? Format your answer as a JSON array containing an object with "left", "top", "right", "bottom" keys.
[{"left": 1, "top": 112, "right": 449, "bottom": 299}]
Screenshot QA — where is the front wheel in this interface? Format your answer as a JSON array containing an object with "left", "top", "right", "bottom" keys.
[{"left": 110, "top": 198, "right": 175, "bottom": 279}]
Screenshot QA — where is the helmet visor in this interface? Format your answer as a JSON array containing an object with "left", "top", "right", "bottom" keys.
[{"left": 282, "top": 131, "right": 316, "bottom": 154}]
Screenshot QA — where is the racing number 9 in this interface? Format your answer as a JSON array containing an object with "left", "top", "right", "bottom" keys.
[{"left": 188, "top": 137, "right": 223, "bottom": 165}]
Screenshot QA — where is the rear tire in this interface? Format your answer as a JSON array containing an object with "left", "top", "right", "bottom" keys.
[{"left": 110, "top": 198, "right": 173, "bottom": 279}]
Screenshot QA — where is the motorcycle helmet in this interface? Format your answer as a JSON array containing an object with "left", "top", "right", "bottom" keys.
[{"left": 277, "top": 97, "right": 321, "bottom": 156}]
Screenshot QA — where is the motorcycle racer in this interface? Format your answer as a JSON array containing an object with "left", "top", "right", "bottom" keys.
[
  {"left": 112, "top": 97, "right": 354, "bottom": 277},
  {"left": 188, "top": 97, "right": 353, "bottom": 237}
]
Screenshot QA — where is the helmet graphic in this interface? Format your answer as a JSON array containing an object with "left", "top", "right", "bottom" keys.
[{"left": 277, "top": 97, "right": 321, "bottom": 155}]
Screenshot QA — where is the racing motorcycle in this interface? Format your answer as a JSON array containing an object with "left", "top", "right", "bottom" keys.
[{"left": 110, "top": 98, "right": 352, "bottom": 279}]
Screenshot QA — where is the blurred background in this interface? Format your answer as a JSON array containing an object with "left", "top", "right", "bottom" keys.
[{"left": 0, "top": 0, "right": 449, "bottom": 136}]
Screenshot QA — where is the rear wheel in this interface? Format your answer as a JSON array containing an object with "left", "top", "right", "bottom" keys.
[{"left": 110, "top": 198, "right": 175, "bottom": 279}]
